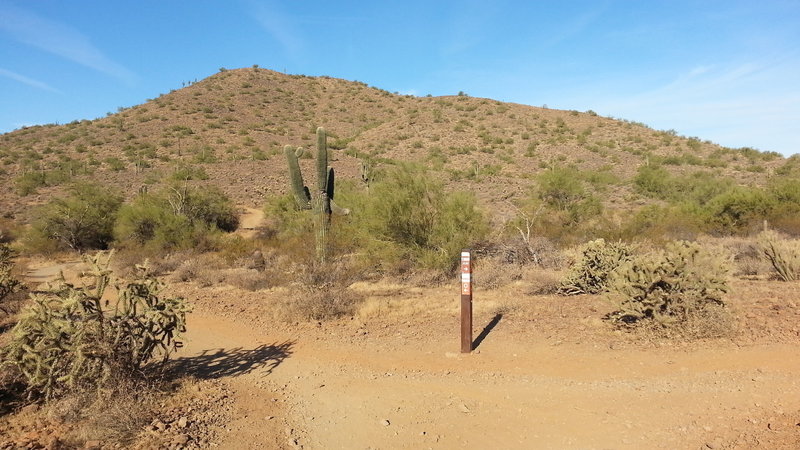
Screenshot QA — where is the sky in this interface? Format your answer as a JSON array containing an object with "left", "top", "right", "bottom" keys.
[{"left": 1, "top": 0, "right": 798, "bottom": 156}]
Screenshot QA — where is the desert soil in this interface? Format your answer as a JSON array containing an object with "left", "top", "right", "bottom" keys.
[
  {"left": 6, "top": 211, "right": 800, "bottom": 449},
  {"left": 171, "top": 295, "right": 800, "bottom": 450}
]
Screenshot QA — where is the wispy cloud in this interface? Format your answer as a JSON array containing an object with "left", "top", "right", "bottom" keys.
[
  {"left": 585, "top": 58, "right": 800, "bottom": 155},
  {"left": 250, "top": 1, "right": 304, "bottom": 61},
  {"left": 540, "top": 7, "right": 605, "bottom": 49},
  {"left": 0, "top": 4, "right": 136, "bottom": 84},
  {"left": 0, "top": 67, "right": 61, "bottom": 93},
  {"left": 440, "top": 0, "right": 500, "bottom": 57}
]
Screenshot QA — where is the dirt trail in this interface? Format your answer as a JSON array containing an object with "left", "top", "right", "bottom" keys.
[
  {"left": 177, "top": 306, "right": 800, "bottom": 449},
  {"left": 15, "top": 230, "right": 799, "bottom": 448},
  {"left": 236, "top": 207, "right": 266, "bottom": 239}
]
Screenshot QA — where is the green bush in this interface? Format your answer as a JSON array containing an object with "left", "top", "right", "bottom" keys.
[
  {"left": 265, "top": 165, "right": 487, "bottom": 273},
  {"left": 14, "top": 172, "right": 47, "bottom": 196},
  {"left": 115, "top": 185, "right": 238, "bottom": 251},
  {"left": 558, "top": 239, "right": 633, "bottom": 295},
  {"left": 1, "top": 252, "right": 189, "bottom": 399},
  {"left": 702, "top": 187, "right": 774, "bottom": 234},
  {"left": 361, "top": 164, "right": 488, "bottom": 271},
  {"left": 27, "top": 183, "right": 123, "bottom": 252},
  {"left": 537, "top": 166, "right": 586, "bottom": 211},
  {"left": 633, "top": 165, "right": 672, "bottom": 198},
  {"left": 608, "top": 241, "right": 730, "bottom": 325}
]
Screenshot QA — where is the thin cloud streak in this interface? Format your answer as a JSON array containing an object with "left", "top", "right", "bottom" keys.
[
  {"left": 0, "top": 4, "right": 136, "bottom": 85},
  {"left": 0, "top": 67, "right": 62, "bottom": 93},
  {"left": 586, "top": 60, "right": 800, "bottom": 154},
  {"left": 250, "top": 2, "right": 304, "bottom": 61}
]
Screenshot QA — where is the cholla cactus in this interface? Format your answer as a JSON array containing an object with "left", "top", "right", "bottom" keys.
[
  {"left": 0, "top": 243, "right": 21, "bottom": 314},
  {"left": 758, "top": 230, "right": 799, "bottom": 281},
  {"left": 558, "top": 239, "right": 633, "bottom": 295},
  {"left": 608, "top": 241, "right": 730, "bottom": 325},
  {"left": 1, "top": 251, "right": 189, "bottom": 399}
]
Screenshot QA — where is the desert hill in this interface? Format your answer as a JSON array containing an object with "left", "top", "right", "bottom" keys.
[{"left": 0, "top": 67, "right": 789, "bottom": 222}]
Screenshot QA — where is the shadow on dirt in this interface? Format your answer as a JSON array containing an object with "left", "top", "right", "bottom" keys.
[
  {"left": 168, "top": 341, "right": 295, "bottom": 380},
  {"left": 473, "top": 313, "right": 503, "bottom": 350}
]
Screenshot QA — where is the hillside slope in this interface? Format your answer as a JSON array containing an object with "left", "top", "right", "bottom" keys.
[{"left": 0, "top": 68, "right": 789, "bottom": 222}]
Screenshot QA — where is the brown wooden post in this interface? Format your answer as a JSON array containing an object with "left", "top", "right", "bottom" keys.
[{"left": 460, "top": 250, "right": 473, "bottom": 353}]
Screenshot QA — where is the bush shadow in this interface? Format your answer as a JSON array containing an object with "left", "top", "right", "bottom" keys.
[{"left": 167, "top": 340, "right": 294, "bottom": 380}]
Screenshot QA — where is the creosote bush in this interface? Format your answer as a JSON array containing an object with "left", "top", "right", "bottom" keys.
[
  {"left": 26, "top": 183, "right": 123, "bottom": 252},
  {"left": 758, "top": 230, "right": 799, "bottom": 281},
  {"left": 361, "top": 164, "right": 488, "bottom": 272},
  {"left": 115, "top": 184, "right": 238, "bottom": 251},
  {"left": 608, "top": 241, "right": 730, "bottom": 327},
  {"left": 558, "top": 239, "right": 633, "bottom": 295},
  {"left": 1, "top": 251, "right": 189, "bottom": 400}
]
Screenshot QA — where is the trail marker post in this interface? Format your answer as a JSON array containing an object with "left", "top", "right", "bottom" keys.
[{"left": 460, "top": 250, "right": 473, "bottom": 353}]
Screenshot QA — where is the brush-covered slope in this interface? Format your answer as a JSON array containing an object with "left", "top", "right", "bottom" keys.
[{"left": 0, "top": 67, "right": 789, "bottom": 222}]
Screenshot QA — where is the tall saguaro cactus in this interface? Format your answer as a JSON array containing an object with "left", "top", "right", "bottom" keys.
[{"left": 284, "top": 127, "right": 342, "bottom": 262}]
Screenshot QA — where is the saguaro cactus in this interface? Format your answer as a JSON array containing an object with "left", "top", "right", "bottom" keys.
[{"left": 284, "top": 127, "right": 345, "bottom": 262}]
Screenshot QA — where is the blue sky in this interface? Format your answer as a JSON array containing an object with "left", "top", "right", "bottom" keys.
[{"left": 1, "top": 0, "right": 798, "bottom": 156}]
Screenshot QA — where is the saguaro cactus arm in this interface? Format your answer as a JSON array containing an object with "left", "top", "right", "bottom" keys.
[
  {"left": 316, "top": 127, "right": 329, "bottom": 194},
  {"left": 284, "top": 145, "right": 311, "bottom": 209}
]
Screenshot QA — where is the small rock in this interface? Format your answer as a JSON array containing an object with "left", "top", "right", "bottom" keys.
[
  {"left": 173, "top": 434, "right": 190, "bottom": 445},
  {"left": 21, "top": 403, "right": 40, "bottom": 415},
  {"left": 177, "top": 416, "right": 188, "bottom": 428},
  {"left": 152, "top": 419, "right": 167, "bottom": 431},
  {"left": 459, "top": 404, "right": 471, "bottom": 413},
  {"left": 84, "top": 440, "right": 102, "bottom": 450},
  {"left": 44, "top": 436, "right": 61, "bottom": 450},
  {"left": 381, "top": 419, "right": 391, "bottom": 426}
]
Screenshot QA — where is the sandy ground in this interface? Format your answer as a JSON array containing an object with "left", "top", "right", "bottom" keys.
[
  {"left": 7, "top": 209, "right": 800, "bottom": 449},
  {"left": 175, "top": 296, "right": 800, "bottom": 448}
]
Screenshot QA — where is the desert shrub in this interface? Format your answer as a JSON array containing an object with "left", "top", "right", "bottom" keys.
[
  {"left": 476, "top": 255, "right": 524, "bottom": 290},
  {"left": 27, "top": 183, "right": 123, "bottom": 252},
  {"left": 621, "top": 204, "right": 703, "bottom": 243},
  {"left": 14, "top": 172, "right": 47, "bottom": 196},
  {"left": 712, "top": 236, "right": 772, "bottom": 277},
  {"left": 634, "top": 165, "right": 734, "bottom": 205},
  {"left": 0, "top": 243, "right": 22, "bottom": 314},
  {"left": 701, "top": 187, "right": 774, "bottom": 234},
  {"left": 115, "top": 185, "right": 238, "bottom": 251},
  {"left": 558, "top": 239, "right": 633, "bottom": 295},
  {"left": 169, "top": 163, "right": 209, "bottom": 181},
  {"left": 633, "top": 165, "right": 672, "bottom": 198},
  {"left": 280, "top": 286, "right": 363, "bottom": 321},
  {"left": 361, "top": 164, "right": 488, "bottom": 271},
  {"left": 758, "top": 231, "right": 800, "bottom": 281},
  {"left": 537, "top": 166, "right": 586, "bottom": 211},
  {"left": 1, "top": 252, "right": 189, "bottom": 400},
  {"left": 264, "top": 165, "right": 486, "bottom": 276},
  {"left": 608, "top": 241, "right": 730, "bottom": 325}
]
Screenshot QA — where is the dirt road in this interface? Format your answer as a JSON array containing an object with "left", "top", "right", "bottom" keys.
[{"left": 175, "top": 285, "right": 800, "bottom": 449}]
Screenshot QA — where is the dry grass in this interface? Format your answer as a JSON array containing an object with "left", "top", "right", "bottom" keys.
[
  {"left": 620, "top": 303, "right": 737, "bottom": 342},
  {"left": 703, "top": 236, "right": 771, "bottom": 277},
  {"left": 272, "top": 285, "right": 364, "bottom": 322}
]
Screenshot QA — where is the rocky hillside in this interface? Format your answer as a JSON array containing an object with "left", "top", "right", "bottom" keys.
[{"left": 0, "top": 67, "right": 788, "bottom": 222}]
